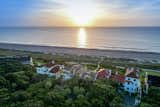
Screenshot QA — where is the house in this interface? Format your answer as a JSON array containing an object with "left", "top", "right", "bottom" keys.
[
  {"left": 36, "top": 64, "right": 62, "bottom": 78},
  {"left": 0, "top": 55, "right": 33, "bottom": 65},
  {"left": 37, "top": 62, "right": 72, "bottom": 80},
  {"left": 58, "top": 66, "right": 72, "bottom": 80},
  {"left": 95, "top": 69, "right": 112, "bottom": 80},
  {"left": 123, "top": 67, "right": 141, "bottom": 94},
  {"left": 71, "top": 64, "right": 94, "bottom": 79},
  {"left": 61, "top": 69, "right": 72, "bottom": 80},
  {"left": 36, "top": 61, "right": 55, "bottom": 75},
  {"left": 81, "top": 72, "right": 92, "bottom": 79},
  {"left": 71, "top": 64, "right": 87, "bottom": 76},
  {"left": 20, "top": 56, "right": 33, "bottom": 65},
  {"left": 111, "top": 74, "right": 125, "bottom": 84}
]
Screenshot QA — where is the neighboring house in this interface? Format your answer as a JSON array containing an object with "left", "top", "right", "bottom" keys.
[
  {"left": 37, "top": 63, "right": 72, "bottom": 80},
  {"left": 0, "top": 56, "right": 33, "bottom": 65},
  {"left": 95, "top": 69, "right": 112, "bottom": 80},
  {"left": 81, "top": 72, "right": 92, "bottom": 79},
  {"left": 71, "top": 64, "right": 87, "bottom": 76},
  {"left": 36, "top": 64, "right": 61, "bottom": 78},
  {"left": 61, "top": 73, "right": 72, "bottom": 80},
  {"left": 36, "top": 60, "right": 55, "bottom": 75},
  {"left": 61, "top": 69, "right": 72, "bottom": 80},
  {"left": 123, "top": 68, "right": 141, "bottom": 94},
  {"left": 21, "top": 56, "right": 33, "bottom": 65},
  {"left": 71, "top": 64, "right": 93, "bottom": 79},
  {"left": 111, "top": 74, "right": 125, "bottom": 85}
]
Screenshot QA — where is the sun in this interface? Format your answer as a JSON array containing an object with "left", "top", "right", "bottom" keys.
[
  {"left": 68, "top": 7, "right": 96, "bottom": 26},
  {"left": 66, "top": 1, "right": 99, "bottom": 26}
]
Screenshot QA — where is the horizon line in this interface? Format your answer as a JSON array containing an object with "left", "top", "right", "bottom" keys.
[{"left": 0, "top": 26, "right": 160, "bottom": 28}]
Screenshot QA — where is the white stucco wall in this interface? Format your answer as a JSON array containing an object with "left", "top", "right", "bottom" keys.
[{"left": 36, "top": 67, "right": 72, "bottom": 80}]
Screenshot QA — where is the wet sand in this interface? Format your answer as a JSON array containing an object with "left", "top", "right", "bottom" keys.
[{"left": 0, "top": 43, "right": 160, "bottom": 62}]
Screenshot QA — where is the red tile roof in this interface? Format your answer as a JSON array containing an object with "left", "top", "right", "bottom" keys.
[
  {"left": 50, "top": 65, "right": 60, "bottom": 73},
  {"left": 125, "top": 68, "right": 139, "bottom": 78},
  {"left": 97, "top": 69, "right": 110, "bottom": 79},
  {"left": 126, "top": 72, "right": 139, "bottom": 78},
  {"left": 111, "top": 74, "right": 125, "bottom": 84}
]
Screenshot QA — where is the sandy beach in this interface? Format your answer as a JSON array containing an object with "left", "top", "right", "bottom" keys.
[{"left": 0, "top": 43, "right": 160, "bottom": 62}]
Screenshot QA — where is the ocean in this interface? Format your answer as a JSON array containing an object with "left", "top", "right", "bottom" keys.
[{"left": 0, "top": 27, "right": 160, "bottom": 53}]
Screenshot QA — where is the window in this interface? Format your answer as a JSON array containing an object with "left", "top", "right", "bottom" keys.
[
  {"left": 134, "top": 79, "right": 136, "bottom": 81},
  {"left": 128, "top": 78, "right": 130, "bottom": 80},
  {"left": 128, "top": 82, "right": 130, "bottom": 85}
]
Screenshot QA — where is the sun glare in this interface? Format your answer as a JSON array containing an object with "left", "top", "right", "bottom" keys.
[
  {"left": 77, "top": 28, "right": 87, "bottom": 48},
  {"left": 66, "top": 1, "right": 99, "bottom": 26}
]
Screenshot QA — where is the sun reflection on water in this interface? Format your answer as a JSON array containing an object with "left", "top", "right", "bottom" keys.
[{"left": 77, "top": 28, "right": 87, "bottom": 48}]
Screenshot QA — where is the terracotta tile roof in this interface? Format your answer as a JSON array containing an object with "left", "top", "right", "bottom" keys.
[
  {"left": 97, "top": 69, "right": 110, "bottom": 79},
  {"left": 111, "top": 74, "right": 125, "bottom": 84},
  {"left": 125, "top": 67, "right": 139, "bottom": 78},
  {"left": 50, "top": 65, "right": 60, "bottom": 73},
  {"left": 126, "top": 71, "right": 139, "bottom": 78}
]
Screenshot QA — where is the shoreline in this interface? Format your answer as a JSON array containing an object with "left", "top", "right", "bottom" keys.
[{"left": 0, "top": 42, "right": 160, "bottom": 62}]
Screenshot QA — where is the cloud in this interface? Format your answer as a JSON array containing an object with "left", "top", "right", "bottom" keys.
[
  {"left": 0, "top": 0, "right": 160, "bottom": 26},
  {"left": 97, "top": 0, "right": 160, "bottom": 13}
]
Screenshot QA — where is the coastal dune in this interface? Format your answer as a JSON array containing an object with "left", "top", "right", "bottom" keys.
[{"left": 0, "top": 43, "right": 160, "bottom": 62}]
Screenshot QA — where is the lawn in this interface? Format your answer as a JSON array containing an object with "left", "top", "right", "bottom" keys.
[{"left": 140, "top": 70, "right": 160, "bottom": 77}]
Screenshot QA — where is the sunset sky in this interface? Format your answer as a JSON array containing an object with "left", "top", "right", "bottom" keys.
[{"left": 0, "top": 0, "right": 160, "bottom": 27}]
